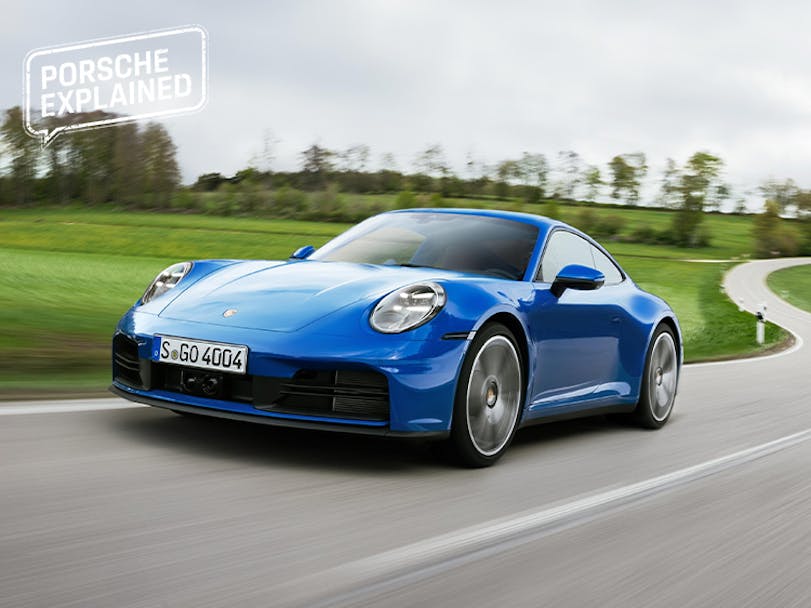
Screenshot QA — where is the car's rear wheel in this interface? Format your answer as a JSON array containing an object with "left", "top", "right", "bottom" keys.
[
  {"left": 633, "top": 325, "right": 678, "bottom": 428},
  {"left": 447, "top": 323, "right": 523, "bottom": 467}
]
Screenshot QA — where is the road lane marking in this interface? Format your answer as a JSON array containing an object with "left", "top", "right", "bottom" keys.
[
  {"left": 297, "top": 427, "right": 811, "bottom": 607},
  {"left": 0, "top": 400, "right": 143, "bottom": 415}
]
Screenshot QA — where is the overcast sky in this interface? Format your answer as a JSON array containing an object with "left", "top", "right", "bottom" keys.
[{"left": 3, "top": 1, "right": 811, "bottom": 203}]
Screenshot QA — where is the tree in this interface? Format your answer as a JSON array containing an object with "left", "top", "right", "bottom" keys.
[
  {"left": 338, "top": 144, "right": 370, "bottom": 173},
  {"left": 518, "top": 152, "right": 548, "bottom": 198},
  {"left": 140, "top": 122, "right": 180, "bottom": 207},
  {"left": 753, "top": 199, "right": 799, "bottom": 257},
  {"left": 335, "top": 144, "right": 372, "bottom": 192},
  {"left": 671, "top": 151, "right": 723, "bottom": 247},
  {"left": 111, "top": 122, "right": 143, "bottom": 205},
  {"left": 193, "top": 173, "right": 229, "bottom": 191},
  {"left": 380, "top": 152, "right": 397, "bottom": 172},
  {"left": 556, "top": 150, "right": 582, "bottom": 199},
  {"left": 795, "top": 190, "right": 811, "bottom": 219},
  {"left": 300, "top": 143, "right": 334, "bottom": 189},
  {"left": 759, "top": 178, "right": 799, "bottom": 215},
  {"left": 658, "top": 158, "right": 680, "bottom": 208},
  {"left": 793, "top": 190, "right": 811, "bottom": 254},
  {"left": 415, "top": 144, "right": 448, "bottom": 178},
  {"left": 464, "top": 149, "right": 479, "bottom": 181},
  {"left": 248, "top": 128, "right": 279, "bottom": 188},
  {"left": 583, "top": 165, "right": 602, "bottom": 201},
  {"left": 609, "top": 152, "right": 647, "bottom": 204},
  {"left": 495, "top": 159, "right": 520, "bottom": 199},
  {"left": 67, "top": 112, "right": 119, "bottom": 205},
  {"left": 0, "top": 106, "right": 41, "bottom": 204},
  {"left": 707, "top": 182, "right": 731, "bottom": 212},
  {"left": 377, "top": 152, "right": 402, "bottom": 192},
  {"left": 41, "top": 122, "right": 71, "bottom": 204}
]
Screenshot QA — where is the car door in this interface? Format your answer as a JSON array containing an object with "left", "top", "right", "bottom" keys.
[{"left": 526, "top": 229, "right": 624, "bottom": 412}]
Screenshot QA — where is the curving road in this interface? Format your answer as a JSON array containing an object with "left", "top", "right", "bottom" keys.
[{"left": 1, "top": 258, "right": 810, "bottom": 608}]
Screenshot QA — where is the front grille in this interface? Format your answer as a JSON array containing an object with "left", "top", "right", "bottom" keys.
[
  {"left": 112, "top": 335, "right": 390, "bottom": 423},
  {"left": 112, "top": 334, "right": 143, "bottom": 389},
  {"left": 255, "top": 369, "right": 389, "bottom": 421}
]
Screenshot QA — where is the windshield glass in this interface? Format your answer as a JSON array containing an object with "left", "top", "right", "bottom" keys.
[{"left": 310, "top": 212, "right": 539, "bottom": 280}]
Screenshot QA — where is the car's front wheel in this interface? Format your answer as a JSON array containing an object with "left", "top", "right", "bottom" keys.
[
  {"left": 447, "top": 323, "right": 524, "bottom": 467},
  {"left": 633, "top": 325, "right": 679, "bottom": 428}
]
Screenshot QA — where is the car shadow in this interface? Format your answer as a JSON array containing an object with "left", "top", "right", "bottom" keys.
[
  {"left": 109, "top": 407, "right": 445, "bottom": 473},
  {"left": 109, "top": 406, "right": 654, "bottom": 473}
]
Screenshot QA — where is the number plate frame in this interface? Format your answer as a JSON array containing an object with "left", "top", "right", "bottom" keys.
[{"left": 153, "top": 335, "right": 248, "bottom": 375}]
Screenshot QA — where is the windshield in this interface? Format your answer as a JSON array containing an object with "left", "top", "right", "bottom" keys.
[{"left": 310, "top": 212, "right": 539, "bottom": 280}]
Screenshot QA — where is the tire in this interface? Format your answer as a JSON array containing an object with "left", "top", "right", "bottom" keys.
[
  {"left": 446, "top": 323, "right": 524, "bottom": 467},
  {"left": 633, "top": 325, "right": 679, "bottom": 429}
]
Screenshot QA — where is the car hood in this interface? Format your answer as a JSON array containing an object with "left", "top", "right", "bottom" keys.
[{"left": 158, "top": 260, "right": 462, "bottom": 332}]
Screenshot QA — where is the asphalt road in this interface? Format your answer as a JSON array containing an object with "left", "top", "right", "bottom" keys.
[{"left": 1, "top": 258, "right": 810, "bottom": 608}]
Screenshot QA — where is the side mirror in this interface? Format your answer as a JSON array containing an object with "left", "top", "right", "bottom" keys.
[
  {"left": 551, "top": 264, "right": 605, "bottom": 298},
  {"left": 290, "top": 245, "right": 315, "bottom": 260}
]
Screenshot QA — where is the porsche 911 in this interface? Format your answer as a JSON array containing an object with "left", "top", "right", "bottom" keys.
[{"left": 111, "top": 208, "right": 682, "bottom": 466}]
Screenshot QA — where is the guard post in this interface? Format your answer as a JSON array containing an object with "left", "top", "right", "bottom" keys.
[{"left": 756, "top": 303, "right": 767, "bottom": 345}]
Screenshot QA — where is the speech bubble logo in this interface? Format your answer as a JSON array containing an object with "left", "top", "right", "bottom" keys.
[{"left": 23, "top": 25, "right": 208, "bottom": 147}]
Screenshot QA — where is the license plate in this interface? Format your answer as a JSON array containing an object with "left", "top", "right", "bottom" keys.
[{"left": 153, "top": 335, "right": 248, "bottom": 374}]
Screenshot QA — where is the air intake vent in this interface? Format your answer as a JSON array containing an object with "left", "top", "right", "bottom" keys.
[
  {"left": 112, "top": 334, "right": 143, "bottom": 389},
  {"left": 332, "top": 370, "right": 389, "bottom": 418},
  {"left": 254, "top": 369, "right": 389, "bottom": 421}
]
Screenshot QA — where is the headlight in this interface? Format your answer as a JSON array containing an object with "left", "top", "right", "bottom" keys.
[
  {"left": 370, "top": 282, "right": 446, "bottom": 333},
  {"left": 141, "top": 262, "right": 192, "bottom": 304}
]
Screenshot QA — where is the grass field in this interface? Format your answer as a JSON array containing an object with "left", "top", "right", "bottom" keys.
[
  {"left": 0, "top": 206, "right": 785, "bottom": 395},
  {"left": 767, "top": 264, "right": 811, "bottom": 313}
]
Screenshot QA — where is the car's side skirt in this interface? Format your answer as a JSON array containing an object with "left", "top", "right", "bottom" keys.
[{"left": 518, "top": 402, "right": 636, "bottom": 428}]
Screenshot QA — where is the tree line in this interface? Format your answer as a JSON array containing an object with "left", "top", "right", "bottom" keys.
[
  {"left": 0, "top": 106, "right": 179, "bottom": 207},
  {"left": 1, "top": 106, "right": 809, "bottom": 253},
  {"left": 198, "top": 142, "right": 810, "bottom": 250}
]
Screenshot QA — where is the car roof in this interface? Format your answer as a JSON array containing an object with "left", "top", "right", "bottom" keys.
[
  {"left": 384, "top": 207, "right": 625, "bottom": 278},
  {"left": 385, "top": 207, "right": 567, "bottom": 231}
]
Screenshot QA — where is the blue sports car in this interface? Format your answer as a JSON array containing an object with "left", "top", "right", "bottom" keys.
[{"left": 111, "top": 208, "right": 682, "bottom": 466}]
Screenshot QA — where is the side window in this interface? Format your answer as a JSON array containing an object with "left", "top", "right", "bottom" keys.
[
  {"left": 590, "top": 246, "right": 624, "bottom": 285},
  {"left": 538, "top": 231, "right": 594, "bottom": 282}
]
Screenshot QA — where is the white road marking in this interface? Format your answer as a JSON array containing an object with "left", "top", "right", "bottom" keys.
[
  {"left": 298, "top": 427, "right": 811, "bottom": 605},
  {"left": 0, "top": 399, "right": 143, "bottom": 415}
]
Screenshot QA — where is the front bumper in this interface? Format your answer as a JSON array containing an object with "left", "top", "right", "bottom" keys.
[
  {"left": 109, "top": 385, "right": 448, "bottom": 438},
  {"left": 112, "top": 310, "right": 470, "bottom": 435}
]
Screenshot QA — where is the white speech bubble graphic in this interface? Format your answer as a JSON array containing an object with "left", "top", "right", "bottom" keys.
[{"left": 24, "top": 25, "right": 208, "bottom": 147}]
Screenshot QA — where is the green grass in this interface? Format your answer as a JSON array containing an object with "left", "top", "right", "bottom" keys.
[
  {"left": 619, "top": 258, "right": 783, "bottom": 360},
  {"left": 0, "top": 206, "right": 786, "bottom": 395},
  {"left": 767, "top": 264, "right": 811, "bottom": 313}
]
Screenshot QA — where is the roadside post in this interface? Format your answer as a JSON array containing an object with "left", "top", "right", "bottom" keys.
[{"left": 756, "top": 303, "right": 767, "bottom": 345}]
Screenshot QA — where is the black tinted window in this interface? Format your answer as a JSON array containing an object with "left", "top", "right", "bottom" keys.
[{"left": 312, "top": 213, "right": 539, "bottom": 280}]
